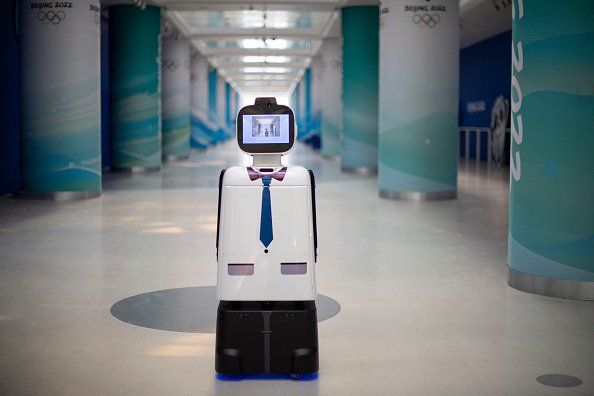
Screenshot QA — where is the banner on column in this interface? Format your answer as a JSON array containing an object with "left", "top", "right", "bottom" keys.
[
  {"left": 225, "top": 82, "right": 232, "bottom": 130},
  {"left": 161, "top": 26, "right": 190, "bottom": 158},
  {"left": 109, "top": 5, "right": 161, "bottom": 169},
  {"left": 508, "top": 0, "right": 594, "bottom": 281},
  {"left": 216, "top": 72, "right": 228, "bottom": 139},
  {"left": 320, "top": 38, "right": 341, "bottom": 157},
  {"left": 190, "top": 51, "right": 216, "bottom": 147},
  {"left": 20, "top": 0, "right": 101, "bottom": 191},
  {"left": 341, "top": 6, "right": 379, "bottom": 171},
  {"left": 304, "top": 68, "right": 312, "bottom": 136},
  {"left": 208, "top": 67, "right": 222, "bottom": 142},
  {"left": 304, "top": 61, "right": 321, "bottom": 148},
  {"left": 378, "top": 0, "right": 459, "bottom": 194}
]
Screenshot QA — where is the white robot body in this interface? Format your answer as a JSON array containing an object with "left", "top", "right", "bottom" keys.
[
  {"left": 217, "top": 165, "right": 317, "bottom": 301},
  {"left": 215, "top": 97, "right": 319, "bottom": 377}
]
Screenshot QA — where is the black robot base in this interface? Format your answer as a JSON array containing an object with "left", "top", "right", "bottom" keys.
[{"left": 215, "top": 300, "right": 319, "bottom": 378}]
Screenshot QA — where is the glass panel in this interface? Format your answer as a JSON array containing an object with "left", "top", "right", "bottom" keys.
[
  {"left": 241, "top": 67, "right": 293, "bottom": 74},
  {"left": 213, "top": 56, "right": 304, "bottom": 64},
  {"left": 232, "top": 75, "right": 294, "bottom": 81},
  {"left": 174, "top": 10, "right": 332, "bottom": 31},
  {"left": 204, "top": 39, "right": 313, "bottom": 50}
]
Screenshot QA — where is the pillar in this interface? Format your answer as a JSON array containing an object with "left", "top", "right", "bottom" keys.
[
  {"left": 216, "top": 72, "right": 227, "bottom": 140},
  {"left": 304, "top": 68, "right": 312, "bottom": 135},
  {"left": 100, "top": 10, "right": 110, "bottom": 169},
  {"left": 109, "top": 5, "right": 161, "bottom": 172},
  {"left": 231, "top": 88, "right": 239, "bottom": 127},
  {"left": 340, "top": 5, "right": 379, "bottom": 174},
  {"left": 225, "top": 82, "right": 232, "bottom": 132},
  {"left": 232, "top": 88, "right": 238, "bottom": 125},
  {"left": 208, "top": 67, "right": 221, "bottom": 142},
  {"left": 308, "top": 59, "right": 322, "bottom": 148},
  {"left": 1, "top": 0, "right": 21, "bottom": 194},
  {"left": 190, "top": 51, "right": 215, "bottom": 147},
  {"left": 294, "top": 81, "right": 302, "bottom": 133},
  {"left": 319, "top": 38, "right": 342, "bottom": 157},
  {"left": 161, "top": 25, "right": 190, "bottom": 160},
  {"left": 300, "top": 79, "right": 307, "bottom": 133},
  {"left": 378, "top": 0, "right": 459, "bottom": 200},
  {"left": 507, "top": 0, "right": 594, "bottom": 299},
  {"left": 18, "top": 0, "right": 101, "bottom": 199}
]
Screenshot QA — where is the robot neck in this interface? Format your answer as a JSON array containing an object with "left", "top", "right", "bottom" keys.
[{"left": 252, "top": 154, "right": 283, "bottom": 168}]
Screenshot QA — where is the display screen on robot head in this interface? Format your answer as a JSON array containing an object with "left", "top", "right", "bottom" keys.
[{"left": 237, "top": 97, "right": 295, "bottom": 154}]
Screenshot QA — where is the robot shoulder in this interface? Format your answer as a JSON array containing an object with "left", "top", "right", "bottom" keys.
[
  {"left": 221, "top": 167, "right": 252, "bottom": 186},
  {"left": 283, "top": 166, "right": 313, "bottom": 185}
]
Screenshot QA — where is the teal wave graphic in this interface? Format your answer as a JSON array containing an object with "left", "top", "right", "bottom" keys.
[
  {"left": 111, "top": 73, "right": 159, "bottom": 99},
  {"left": 509, "top": 91, "right": 594, "bottom": 274},
  {"left": 378, "top": 163, "right": 455, "bottom": 193},
  {"left": 321, "top": 116, "right": 340, "bottom": 157},
  {"left": 509, "top": 0, "right": 594, "bottom": 279},
  {"left": 509, "top": 235, "right": 594, "bottom": 281},
  {"left": 113, "top": 91, "right": 159, "bottom": 124},
  {"left": 190, "top": 114, "right": 210, "bottom": 150},
  {"left": 342, "top": 5, "right": 379, "bottom": 158},
  {"left": 109, "top": 5, "right": 161, "bottom": 169},
  {"left": 379, "top": 111, "right": 457, "bottom": 191},
  {"left": 515, "top": 1, "right": 594, "bottom": 46},
  {"left": 163, "top": 87, "right": 191, "bottom": 156},
  {"left": 163, "top": 127, "right": 190, "bottom": 156},
  {"left": 191, "top": 111, "right": 218, "bottom": 145},
  {"left": 343, "top": 93, "right": 378, "bottom": 147},
  {"left": 520, "top": 33, "right": 594, "bottom": 97},
  {"left": 111, "top": 89, "right": 161, "bottom": 168},
  {"left": 163, "top": 110, "right": 190, "bottom": 157},
  {"left": 22, "top": 76, "right": 100, "bottom": 191},
  {"left": 341, "top": 135, "right": 377, "bottom": 168}
]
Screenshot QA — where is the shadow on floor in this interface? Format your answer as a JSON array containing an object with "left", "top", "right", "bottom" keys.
[{"left": 110, "top": 286, "right": 340, "bottom": 333}]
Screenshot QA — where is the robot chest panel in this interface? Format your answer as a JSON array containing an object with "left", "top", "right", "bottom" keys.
[{"left": 220, "top": 185, "right": 312, "bottom": 261}]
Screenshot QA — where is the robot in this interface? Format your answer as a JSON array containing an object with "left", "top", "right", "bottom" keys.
[{"left": 215, "top": 97, "right": 319, "bottom": 378}]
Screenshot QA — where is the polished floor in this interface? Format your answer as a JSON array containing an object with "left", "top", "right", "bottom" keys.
[{"left": 1, "top": 143, "right": 593, "bottom": 395}]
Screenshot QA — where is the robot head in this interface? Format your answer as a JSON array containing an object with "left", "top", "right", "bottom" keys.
[{"left": 237, "top": 97, "right": 296, "bottom": 155}]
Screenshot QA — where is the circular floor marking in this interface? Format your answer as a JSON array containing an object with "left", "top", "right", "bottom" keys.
[
  {"left": 536, "top": 374, "right": 582, "bottom": 388},
  {"left": 111, "top": 286, "right": 340, "bottom": 333}
]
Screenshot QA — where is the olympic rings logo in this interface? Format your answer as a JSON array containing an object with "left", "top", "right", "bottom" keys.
[
  {"left": 411, "top": 13, "right": 440, "bottom": 28},
  {"left": 163, "top": 59, "right": 180, "bottom": 71},
  {"left": 37, "top": 10, "right": 66, "bottom": 25}
]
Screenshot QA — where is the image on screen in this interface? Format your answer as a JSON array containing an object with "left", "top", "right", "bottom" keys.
[{"left": 243, "top": 115, "right": 290, "bottom": 144}]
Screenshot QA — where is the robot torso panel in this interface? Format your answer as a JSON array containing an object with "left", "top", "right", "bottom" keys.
[{"left": 217, "top": 165, "right": 317, "bottom": 301}]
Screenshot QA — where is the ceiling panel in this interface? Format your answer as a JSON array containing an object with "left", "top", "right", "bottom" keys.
[
  {"left": 171, "top": 10, "right": 333, "bottom": 31},
  {"left": 212, "top": 55, "right": 307, "bottom": 64},
  {"left": 116, "top": 1, "right": 511, "bottom": 94},
  {"left": 231, "top": 74, "right": 296, "bottom": 81},
  {"left": 165, "top": 3, "right": 338, "bottom": 94},
  {"left": 202, "top": 38, "right": 315, "bottom": 50}
]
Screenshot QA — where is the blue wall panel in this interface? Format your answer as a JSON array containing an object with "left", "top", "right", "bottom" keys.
[
  {"left": 459, "top": 30, "right": 512, "bottom": 128},
  {"left": 0, "top": 0, "right": 20, "bottom": 194}
]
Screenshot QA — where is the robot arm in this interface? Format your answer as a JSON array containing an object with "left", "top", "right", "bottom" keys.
[
  {"left": 308, "top": 170, "right": 318, "bottom": 262},
  {"left": 216, "top": 169, "right": 226, "bottom": 260}
]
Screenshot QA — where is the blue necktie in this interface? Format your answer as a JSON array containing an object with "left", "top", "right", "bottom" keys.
[{"left": 259, "top": 176, "right": 273, "bottom": 247}]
